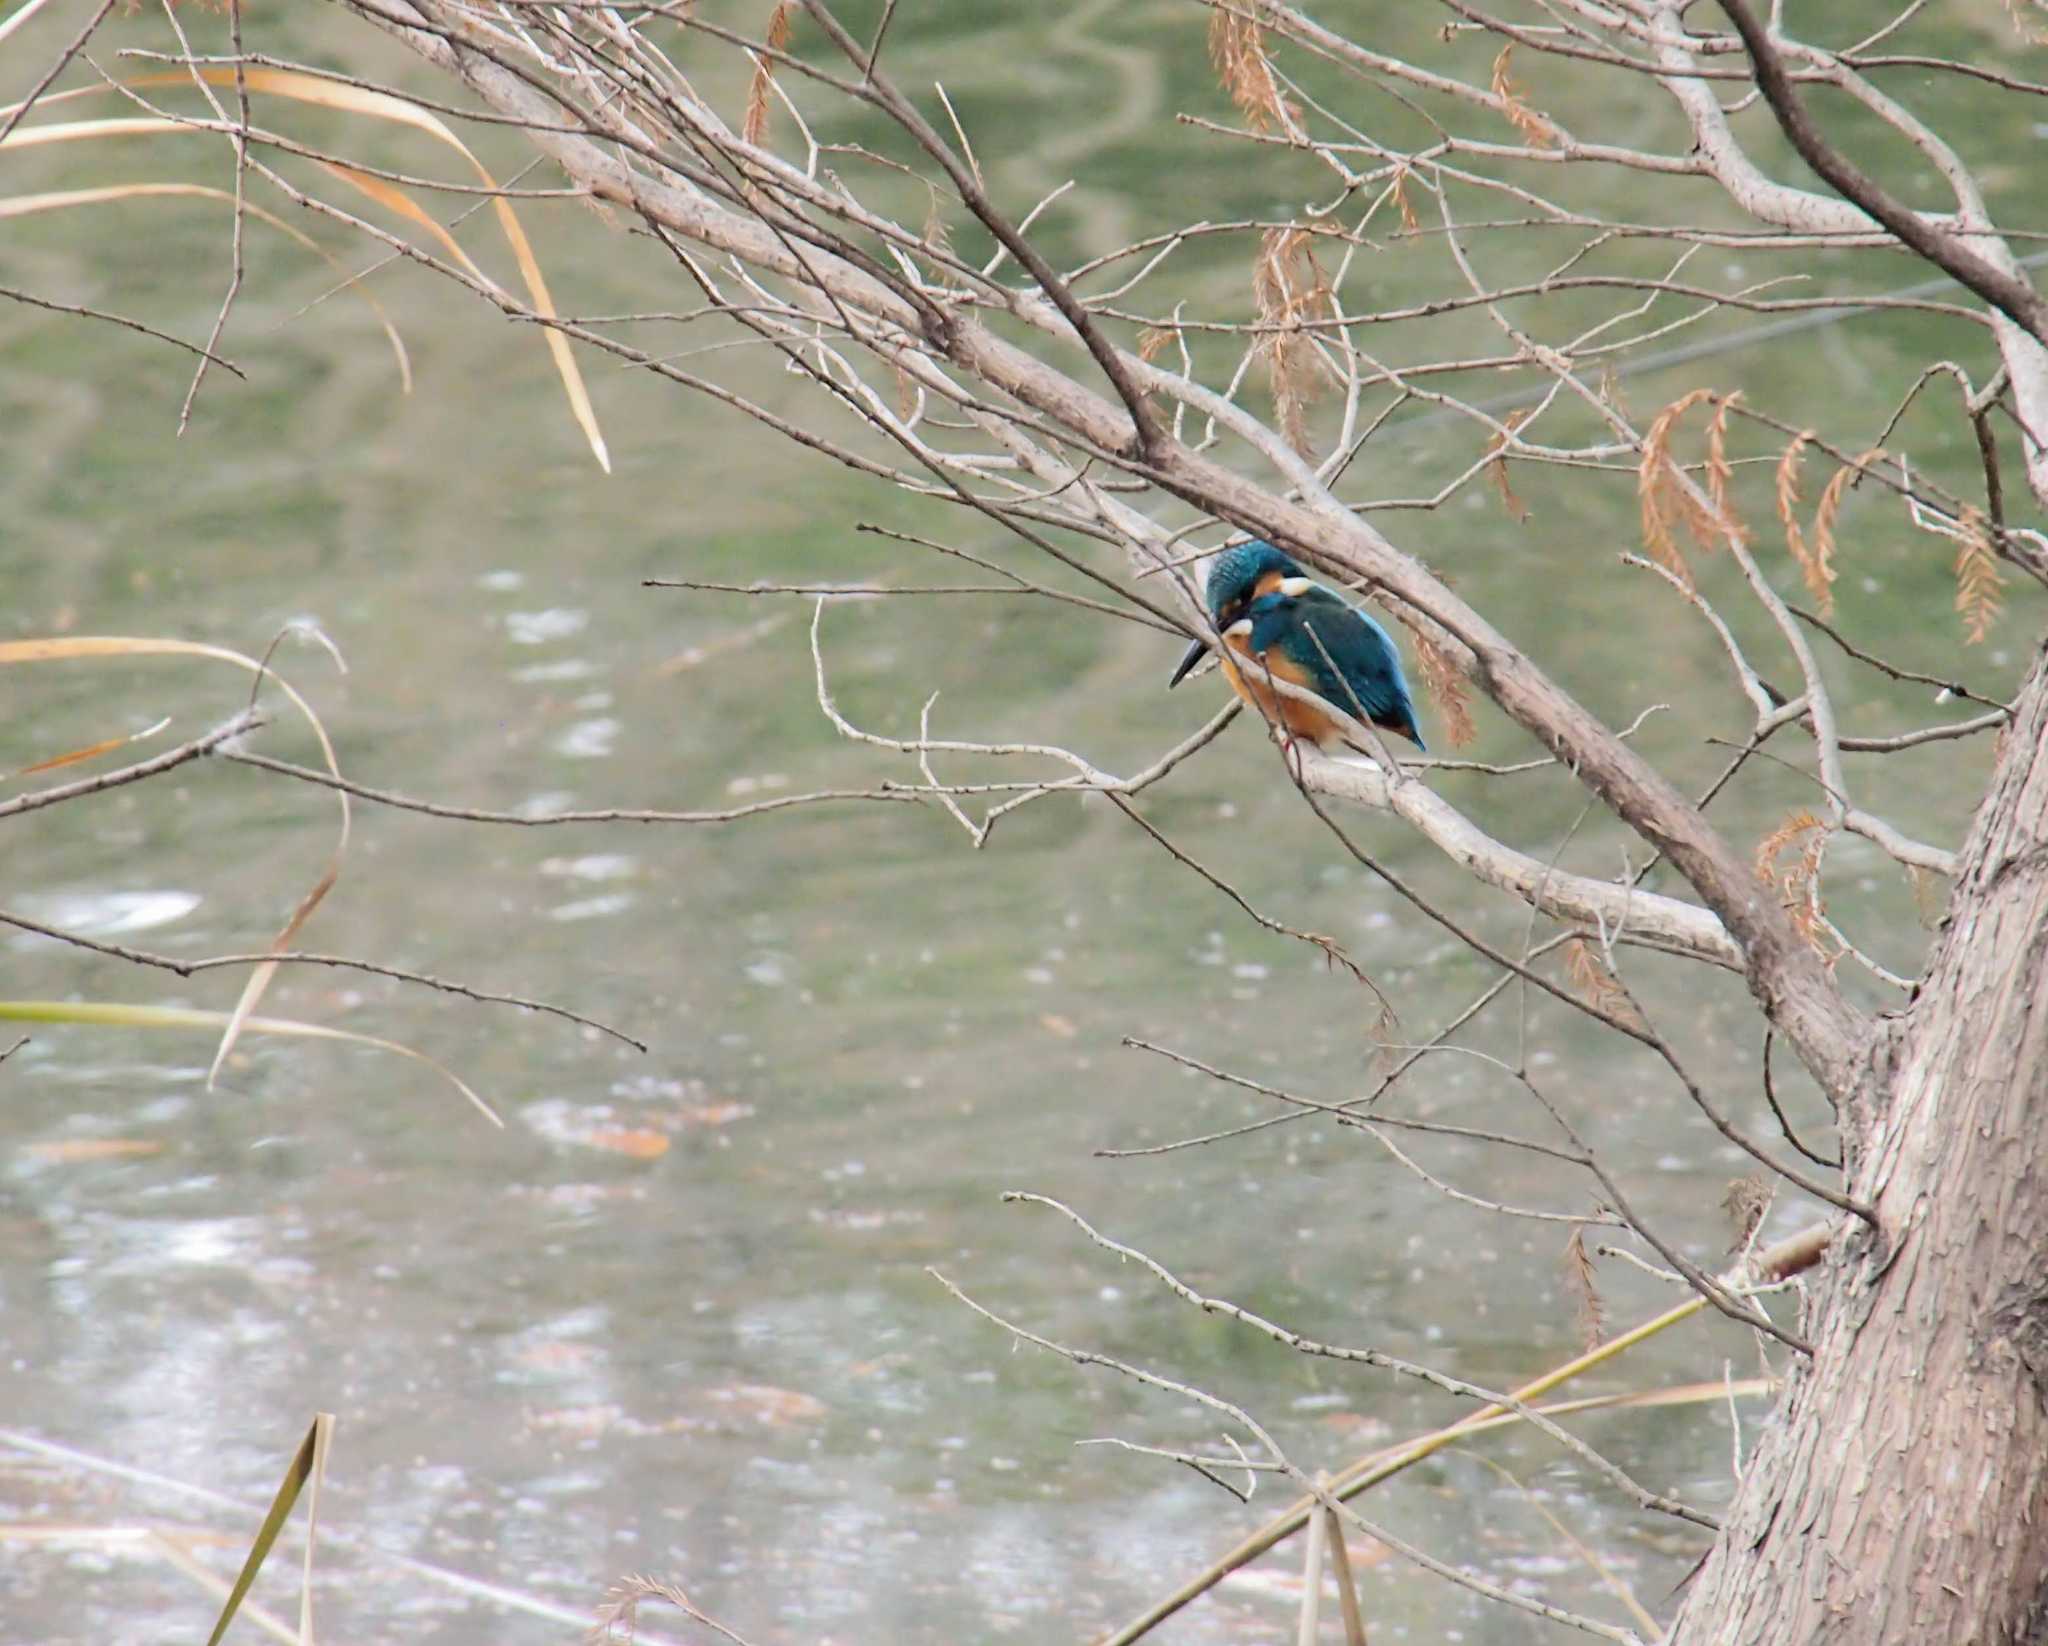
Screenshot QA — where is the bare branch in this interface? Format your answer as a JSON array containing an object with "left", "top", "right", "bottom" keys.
[
  {"left": 0, "top": 712, "right": 262, "bottom": 820},
  {"left": 1716, "top": 0, "right": 2048, "bottom": 347}
]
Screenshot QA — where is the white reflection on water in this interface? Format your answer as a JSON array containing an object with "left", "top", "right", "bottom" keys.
[
  {"left": 503, "top": 609, "right": 589, "bottom": 645},
  {"left": 539, "top": 854, "right": 636, "bottom": 882},
  {"left": 548, "top": 894, "right": 633, "bottom": 922},
  {"left": 554, "top": 718, "right": 620, "bottom": 759},
  {"left": 7, "top": 889, "right": 200, "bottom": 940}
]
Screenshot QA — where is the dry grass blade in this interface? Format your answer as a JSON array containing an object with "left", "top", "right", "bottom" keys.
[
  {"left": 0, "top": 0, "right": 58, "bottom": 49},
  {"left": 1322, "top": 1504, "right": 1367, "bottom": 1646},
  {"left": 1489, "top": 45, "right": 1560, "bottom": 148},
  {"left": 1452, "top": 1448, "right": 1658, "bottom": 1639},
  {"left": 142, "top": 1532, "right": 300, "bottom": 1646},
  {"left": 742, "top": 1, "right": 794, "bottom": 148},
  {"left": 1295, "top": 1504, "right": 1327, "bottom": 1645},
  {"left": 590, "top": 1573, "right": 759, "bottom": 1645},
  {"left": 0, "top": 634, "right": 350, "bottom": 1088},
  {"left": 1253, "top": 225, "right": 1335, "bottom": 455},
  {"left": 1098, "top": 1232, "right": 1821, "bottom": 1646},
  {"left": 0, "top": 174, "right": 409, "bottom": 387},
  {"left": 0, "top": 1001, "right": 501, "bottom": 1125},
  {"left": 33, "top": 70, "right": 607, "bottom": 468},
  {"left": 10, "top": 715, "right": 169, "bottom": 778},
  {"left": 1954, "top": 504, "right": 2005, "bottom": 642},
  {"left": 198, "top": 1414, "right": 332, "bottom": 1646},
  {"left": 311, "top": 159, "right": 498, "bottom": 291},
  {"left": 19, "top": 116, "right": 489, "bottom": 355}
]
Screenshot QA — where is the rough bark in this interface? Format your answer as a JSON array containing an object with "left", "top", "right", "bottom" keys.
[{"left": 1673, "top": 639, "right": 2048, "bottom": 1645}]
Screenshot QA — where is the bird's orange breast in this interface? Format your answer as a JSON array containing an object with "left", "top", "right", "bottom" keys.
[{"left": 1220, "top": 633, "right": 1346, "bottom": 746}]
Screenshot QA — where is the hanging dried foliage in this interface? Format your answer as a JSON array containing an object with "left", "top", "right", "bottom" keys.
[
  {"left": 1563, "top": 1224, "right": 1607, "bottom": 1354},
  {"left": 1704, "top": 391, "right": 1748, "bottom": 543},
  {"left": 1564, "top": 935, "right": 1643, "bottom": 1029},
  {"left": 1954, "top": 504, "right": 2006, "bottom": 643},
  {"left": 1209, "top": 3, "right": 1296, "bottom": 133},
  {"left": 1485, "top": 408, "right": 1533, "bottom": 524},
  {"left": 1753, "top": 811, "right": 1833, "bottom": 955},
  {"left": 1400, "top": 611, "right": 1477, "bottom": 748},
  {"left": 1253, "top": 225, "right": 1335, "bottom": 455},
  {"left": 1774, "top": 431, "right": 1820, "bottom": 606},
  {"left": 742, "top": 1, "right": 794, "bottom": 148},
  {"left": 1638, "top": 388, "right": 1715, "bottom": 582},
  {"left": 1489, "top": 45, "right": 1560, "bottom": 148}
]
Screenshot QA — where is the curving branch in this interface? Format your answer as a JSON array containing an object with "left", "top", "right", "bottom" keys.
[
  {"left": 334, "top": 0, "right": 1870, "bottom": 1100},
  {"left": 1715, "top": 0, "right": 2048, "bottom": 349}
]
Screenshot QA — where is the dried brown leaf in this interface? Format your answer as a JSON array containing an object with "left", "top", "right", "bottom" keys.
[
  {"left": 2004, "top": 0, "right": 2048, "bottom": 43},
  {"left": 1754, "top": 810, "right": 1832, "bottom": 954},
  {"left": 742, "top": 0, "right": 793, "bottom": 148},
  {"left": 1637, "top": 389, "right": 1713, "bottom": 583},
  {"left": 1722, "top": 1174, "right": 1772, "bottom": 1255},
  {"left": 1704, "top": 391, "right": 1749, "bottom": 545},
  {"left": 1954, "top": 503, "right": 2005, "bottom": 644},
  {"left": 583, "top": 1128, "right": 672, "bottom": 1159},
  {"left": 22, "top": 1137, "right": 165, "bottom": 1162},
  {"left": 920, "top": 183, "right": 954, "bottom": 260},
  {"left": 1775, "top": 431, "right": 1821, "bottom": 609},
  {"left": 1209, "top": 4, "right": 1296, "bottom": 133},
  {"left": 1137, "top": 326, "right": 1176, "bottom": 364},
  {"left": 1564, "top": 935, "right": 1644, "bottom": 1029},
  {"left": 1563, "top": 1224, "right": 1606, "bottom": 1354},
  {"left": 1807, "top": 445, "right": 1882, "bottom": 617},
  {"left": 1906, "top": 863, "right": 1946, "bottom": 929},
  {"left": 15, "top": 726, "right": 155, "bottom": 777},
  {"left": 1753, "top": 809, "right": 1821, "bottom": 881},
  {"left": 1389, "top": 164, "right": 1420, "bottom": 235},
  {"left": 1485, "top": 409, "right": 1532, "bottom": 524},
  {"left": 1597, "top": 361, "right": 1629, "bottom": 421},
  {"left": 1489, "top": 44, "right": 1560, "bottom": 148}
]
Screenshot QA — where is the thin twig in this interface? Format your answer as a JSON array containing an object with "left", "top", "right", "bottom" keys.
[
  {"left": 0, "top": 909, "right": 645, "bottom": 1051},
  {"left": 0, "top": 713, "right": 262, "bottom": 820}
]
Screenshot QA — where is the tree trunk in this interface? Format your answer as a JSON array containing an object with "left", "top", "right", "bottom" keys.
[{"left": 1674, "top": 640, "right": 2048, "bottom": 1645}]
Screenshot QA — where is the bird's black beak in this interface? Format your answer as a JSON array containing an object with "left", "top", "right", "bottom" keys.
[{"left": 1167, "top": 635, "right": 1208, "bottom": 690}]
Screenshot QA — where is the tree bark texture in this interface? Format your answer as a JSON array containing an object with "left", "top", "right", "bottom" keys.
[{"left": 1674, "top": 640, "right": 2048, "bottom": 1644}]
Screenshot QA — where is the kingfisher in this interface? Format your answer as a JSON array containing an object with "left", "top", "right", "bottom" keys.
[{"left": 1167, "top": 541, "right": 1426, "bottom": 752}]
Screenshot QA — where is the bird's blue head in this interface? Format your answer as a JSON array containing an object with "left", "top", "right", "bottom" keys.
[
  {"left": 1202, "top": 541, "right": 1300, "bottom": 627},
  {"left": 1167, "top": 541, "right": 1303, "bottom": 689}
]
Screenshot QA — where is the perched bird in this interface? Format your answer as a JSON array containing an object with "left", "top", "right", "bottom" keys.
[{"left": 1167, "top": 541, "right": 1426, "bottom": 752}]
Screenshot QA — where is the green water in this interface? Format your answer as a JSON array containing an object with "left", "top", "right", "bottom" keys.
[{"left": 0, "top": 2, "right": 2033, "bottom": 1641}]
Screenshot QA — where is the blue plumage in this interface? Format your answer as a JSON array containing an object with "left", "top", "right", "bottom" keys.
[{"left": 1167, "top": 540, "right": 1426, "bottom": 752}]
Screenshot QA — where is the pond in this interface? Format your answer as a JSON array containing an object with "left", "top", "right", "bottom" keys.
[{"left": 0, "top": 3, "right": 2024, "bottom": 1642}]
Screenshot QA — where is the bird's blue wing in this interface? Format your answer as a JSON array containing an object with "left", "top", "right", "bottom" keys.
[{"left": 1291, "top": 588, "right": 1422, "bottom": 738}]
